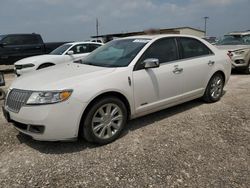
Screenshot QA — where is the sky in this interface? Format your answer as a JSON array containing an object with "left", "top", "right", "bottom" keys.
[{"left": 0, "top": 0, "right": 249, "bottom": 42}]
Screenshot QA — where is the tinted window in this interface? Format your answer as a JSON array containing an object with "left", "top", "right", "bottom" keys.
[
  {"left": 70, "top": 44, "right": 89, "bottom": 54},
  {"left": 22, "top": 35, "right": 39, "bottom": 45},
  {"left": 89, "top": 44, "right": 101, "bottom": 52},
  {"left": 179, "top": 38, "right": 212, "bottom": 59},
  {"left": 2, "top": 35, "right": 39, "bottom": 45},
  {"left": 139, "top": 38, "right": 178, "bottom": 64}
]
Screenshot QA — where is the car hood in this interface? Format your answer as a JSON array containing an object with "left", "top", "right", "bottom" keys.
[
  {"left": 15, "top": 55, "right": 62, "bottom": 65},
  {"left": 216, "top": 45, "right": 250, "bottom": 51},
  {"left": 11, "top": 63, "right": 116, "bottom": 90}
]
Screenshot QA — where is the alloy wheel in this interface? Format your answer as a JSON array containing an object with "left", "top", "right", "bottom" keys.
[
  {"left": 91, "top": 103, "right": 123, "bottom": 140},
  {"left": 210, "top": 76, "right": 223, "bottom": 99}
]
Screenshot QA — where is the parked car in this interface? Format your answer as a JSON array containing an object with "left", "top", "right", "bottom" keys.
[
  {"left": 0, "top": 33, "right": 69, "bottom": 65},
  {"left": 2, "top": 35, "right": 231, "bottom": 144},
  {"left": 0, "top": 72, "right": 5, "bottom": 100},
  {"left": 14, "top": 42, "right": 103, "bottom": 76},
  {"left": 202, "top": 36, "right": 217, "bottom": 45},
  {"left": 216, "top": 31, "right": 250, "bottom": 73}
]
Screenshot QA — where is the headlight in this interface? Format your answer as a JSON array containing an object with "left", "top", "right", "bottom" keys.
[
  {"left": 233, "top": 49, "right": 248, "bottom": 55},
  {"left": 15, "top": 64, "right": 35, "bottom": 69},
  {"left": 26, "top": 90, "right": 73, "bottom": 105}
]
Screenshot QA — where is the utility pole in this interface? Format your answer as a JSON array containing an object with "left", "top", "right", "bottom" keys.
[
  {"left": 96, "top": 18, "right": 99, "bottom": 38},
  {"left": 203, "top": 16, "right": 209, "bottom": 36}
]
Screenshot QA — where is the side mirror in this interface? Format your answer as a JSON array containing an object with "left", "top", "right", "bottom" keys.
[
  {"left": 0, "top": 72, "right": 5, "bottom": 87},
  {"left": 0, "top": 43, "right": 4, "bottom": 48},
  {"left": 143, "top": 58, "right": 160, "bottom": 69},
  {"left": 67, "top": 50, "right": 74, "bottom": 55}
]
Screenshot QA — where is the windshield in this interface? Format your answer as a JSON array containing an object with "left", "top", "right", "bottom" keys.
[
  {"left": 50, "top": 44, "right": 72, "bottom": 55},
  {"left": 217, "top": 35, "right": 250, "bottom": 45},
  {"left": 77, "top": 39, "right": 150, "bottom": 67}
]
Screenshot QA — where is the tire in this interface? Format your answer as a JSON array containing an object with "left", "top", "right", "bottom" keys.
[
  {"left": 0, "top": 88, "right": 5, "bottom": 100},
  {"left": 37, "top": 63, "right": 54, "bottom": 70},
  {"left": 202, "top": 73, "right": 225, "bottom": 103},
  {"left": 243, "top": 62, "right": 250, "bottom": 74},
  {"left": 82, "top": 97, "right": 127, "bottom": 145}
]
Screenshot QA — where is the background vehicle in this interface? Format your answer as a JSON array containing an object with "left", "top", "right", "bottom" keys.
[
  {"left": 0, "top": 33, "right": 69, "bottom": 65},
  {"left": 0, "top": 72, "right": 5, "bottom": 100},
  {"left": 3, "top": 35, "right": 231, "bottom": 145},
  {"left": 216, "top": 31, "right": 250, "bottom": 73},
  {"left": 202, "top": 36, "right": 217, "bottom": 45},
  {"left": 14, "top": 42, "right": 103, "bottom": 76}
]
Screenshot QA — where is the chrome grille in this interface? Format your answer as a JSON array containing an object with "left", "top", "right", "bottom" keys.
[{"left": 6, "top": 89, "right": 31, "bottom": 113}]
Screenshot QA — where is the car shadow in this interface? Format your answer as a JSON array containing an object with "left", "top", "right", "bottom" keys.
[{"left": 16, "top": 98, "right": 207, "bottom": 154}]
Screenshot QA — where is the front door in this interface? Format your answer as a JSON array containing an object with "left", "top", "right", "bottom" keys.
[{"left": 132, "top": 38, "right": 182, "bottom": 115}]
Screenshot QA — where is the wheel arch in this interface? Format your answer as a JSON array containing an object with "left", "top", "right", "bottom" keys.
[{"left": 77, "top": 91, "right": 132, "bottom": 137}]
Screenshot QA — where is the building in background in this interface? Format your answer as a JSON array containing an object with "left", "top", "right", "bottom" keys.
[{"left": 91, "top": 27, "right": 205, "bottom": 43}]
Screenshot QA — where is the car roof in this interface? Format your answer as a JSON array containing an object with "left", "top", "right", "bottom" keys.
[
  {"left": 120, "top": 34, "right": 202, "bottom": 41},
  {"left": 65, "top": 41, "right": 103, "bottom": 45},
  {"left": 228, "top": 31, "right": 250, "bottom": 36}
]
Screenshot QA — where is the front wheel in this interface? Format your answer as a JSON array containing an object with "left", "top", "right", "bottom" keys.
[
  {"left": 0, "top": 88, "right": 5, "bottom": 100},
  {"left": 82, "top": 97, "right": 127, "bottom": 145},
  {"left": 243, "top": 62, "right": 250, "bottom": 74},
  {"left": 202, "top": 73, "right": 225, "bottom": 103}
]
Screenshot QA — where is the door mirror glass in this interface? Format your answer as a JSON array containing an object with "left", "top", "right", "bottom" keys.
[
  {"left": 0, "top": 72, "right": 5, "bottom": 87},
  {"left": 143, "top": 58, "right": 160, "bottom": 69},
  {"left": 67, "top": 50, "right": 74, "bottom": 55}
]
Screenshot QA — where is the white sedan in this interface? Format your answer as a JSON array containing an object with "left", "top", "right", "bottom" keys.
[
  {"left": 14, "top": 42, "right": 103, "bottom": 76},
  {"left": 3, "top": 35, "right": 231, "bottom": 145}
]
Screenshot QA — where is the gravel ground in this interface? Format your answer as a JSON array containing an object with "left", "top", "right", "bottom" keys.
[{"left": 0, "top": 73, "right": 249, "bottom": 188}]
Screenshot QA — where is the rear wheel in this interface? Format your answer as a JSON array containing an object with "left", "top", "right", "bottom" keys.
[
  {"left": 203, "top": 73, "right": 225, "bottom": 103},
  {"left": 82, "top": 97, "right": 127, "bottom": 145}
]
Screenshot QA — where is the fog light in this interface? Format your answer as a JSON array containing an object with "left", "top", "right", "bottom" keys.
[{"left": 235, "top": 60, "right": 245, "bottom": 64}]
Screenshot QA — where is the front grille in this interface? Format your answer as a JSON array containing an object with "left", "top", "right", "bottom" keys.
[{"left": 6, "top": 89, "right": 31, "bottom": 113}]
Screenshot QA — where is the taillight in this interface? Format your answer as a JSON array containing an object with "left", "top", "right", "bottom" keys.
[{"left": 227, "top": 51, "right": 233, "bottom": 60}]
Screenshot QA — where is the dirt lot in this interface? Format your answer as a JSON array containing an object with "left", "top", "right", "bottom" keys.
[{"left": 0, "top": 73, "right": 249, "bottom": 188}]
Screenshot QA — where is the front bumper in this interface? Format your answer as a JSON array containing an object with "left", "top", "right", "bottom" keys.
[
  {"left": 231, "top": 55, "right": 249, "bottom": 69},
  {"left": 3, "top": 97, "right": 87, "bottom": 141},
  {"left": 15, "top": 67, "right": 37, "bottom": 76}
]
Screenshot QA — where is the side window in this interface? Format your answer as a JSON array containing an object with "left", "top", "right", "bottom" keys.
[
  {"left": 22, "top": 35, "right": 39, "bottom": 45},
  {"left": 179, "top": 38, "right": 212, "bottom": 59},
  {"left": 70, "top": 44, "right": 89, "bottom": 54},
  {"left": 139, "top": 38, "right": 178, "bottom": 64},
  {"left": 2, "top": 35, "right": 39, "bottom": 45},
  {"left": 89, "top": 44, "right": 101, "bottom": 52},
  {"left": 2, "top": 36, "right": 23, "bottom": 45}
]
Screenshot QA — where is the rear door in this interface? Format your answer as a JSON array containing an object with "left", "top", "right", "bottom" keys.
[
  {"left": 176, "top": 37, "right": 215, "bottom": 98},
  {"left": 133, "top": 38, "right": 182, "bottom": 115}
]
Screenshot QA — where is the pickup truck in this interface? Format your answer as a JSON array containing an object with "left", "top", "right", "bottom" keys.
[{"left": 0, "top": 33, "right": 69, "bottom": 65}]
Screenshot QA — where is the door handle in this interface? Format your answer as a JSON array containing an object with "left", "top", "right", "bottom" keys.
[
  {"left": 14, "top": 48, "right": 20, "bottom": 50},
  {"left": 173, "top": 68, "right": 183, "bottom": 74},
  {"left": 208, "top": 60, "right": 215, "bottom": 66}
]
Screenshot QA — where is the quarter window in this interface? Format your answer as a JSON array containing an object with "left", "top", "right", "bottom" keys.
[{"left": 179, "top": 38, "right": 212, "bottom": 59}]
